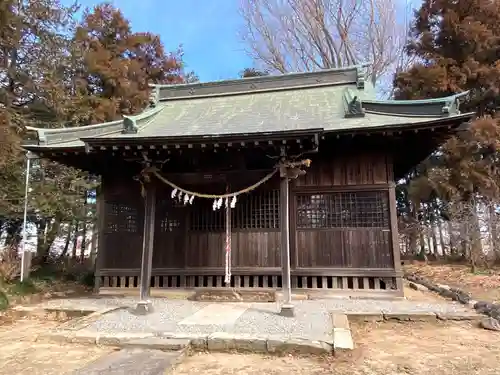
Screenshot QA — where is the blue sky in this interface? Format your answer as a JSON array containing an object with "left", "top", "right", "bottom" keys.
[{"left": 71, "top": 0, "right": 252, "bottom": 82}]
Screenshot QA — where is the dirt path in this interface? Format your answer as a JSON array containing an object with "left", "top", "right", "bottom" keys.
[
  {"left": 173, "top": 321, "right": 500, "bottom": 375},
  {"left": 0, "top": 319, "right": 112, "bottom": 375}
]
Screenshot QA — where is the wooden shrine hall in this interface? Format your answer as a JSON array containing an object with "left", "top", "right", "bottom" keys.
[{"left": 24, "top": 65, "right": 473, "bottom": 313}]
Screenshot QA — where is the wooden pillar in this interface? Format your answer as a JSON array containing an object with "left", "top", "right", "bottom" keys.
[
  {"left": 93, "top": 186, "right": 105, "bottom": 294},
  {"left": 136, "top": 182, "right": 157, "bottom": 313},
  {"left": 279, "top": 174, "right": 294, "bottom": 317},
  {"left": 388, "top": 182, "right": 404, "bottom": 296}
]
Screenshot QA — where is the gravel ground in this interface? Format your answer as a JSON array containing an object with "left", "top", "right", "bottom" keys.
[{"left": 78, "top": 298, "right": 471, "bottom": 342}]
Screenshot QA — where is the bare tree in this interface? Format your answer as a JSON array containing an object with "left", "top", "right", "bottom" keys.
[{"left": 239, "top": 0, "right": 410, "bottom": 89}]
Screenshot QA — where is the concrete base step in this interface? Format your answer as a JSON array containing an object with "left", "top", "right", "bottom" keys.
[{"left": 71, "top": 348, "right": 185, "bottom": 375}]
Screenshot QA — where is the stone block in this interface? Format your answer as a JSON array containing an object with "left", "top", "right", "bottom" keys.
[
  {"left": 42, "top": 331, "right": 75, "bottom": 344},
  {"left": 234, "top": 335, "right": 268, "bottom": 353},
  {"left": 207, "top": 332, "right": 267, "bottom": 353},
  {"left": 96, "top": 332, "right": 154, "bottom": 346},
  {"left": 480, "top": 316, "right": 500, "bottom": 331},
  {"left": 383, "top": 311, "right": 437, "bottom": 322},
  {"left": 266, "top": 337, "right": 332, "bottom": 355},
  {"left": 276, "top": 292, "right": 308, "bottom": 301},
  {"left": 133, "top": 301, "right": 154, "bottom": 315},
  {"left": 347, "top": 312, "right": 384, "bottom": 323},
  {"left": 207, "top": 332, "right": 236, "bottom": 351},
  {"left": 123, "top": 337, "right": 191, "bottom": 351},
  {"left": 71, "top": 331, "right": 97, "bottom": 344},
  {"left": 435, "top": 311, "right": 482, "bottom": 322},
  {"left": 159, "top": 332, "right": 208, "bottom": 350},
  {"left": 332, "top": 328, "right": 354, "bottom": 351},
  {"left": 467, "top": 300, "right": 478, "bottom": 308},
  {"left": 280, "top": 304, "right": 295, "bottom": 317},
  {"left": 331, "top": 313, "right": 350, "bottom": 329},
  {"left": 408, "top": 282, "right": 428, "bottom": 292}
]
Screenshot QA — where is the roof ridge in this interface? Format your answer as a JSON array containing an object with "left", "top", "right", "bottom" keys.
[
  {"left": 364, "top": 91, "right": 470, "bottom": 106},
  {"left": 152, "top": 65, "right": 367, "bottom": 102},
  {"left": 362, "top": 91, "right": 470, "bottom": 117}
]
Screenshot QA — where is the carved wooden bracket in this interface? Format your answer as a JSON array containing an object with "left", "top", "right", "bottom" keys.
[{"left": 279, "top": 158, "right": 312, "bottom": 179}]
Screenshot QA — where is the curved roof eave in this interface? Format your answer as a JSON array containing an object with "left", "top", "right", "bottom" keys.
[{"left": 24, "top": 105, "right": 164, "bottom": 149}]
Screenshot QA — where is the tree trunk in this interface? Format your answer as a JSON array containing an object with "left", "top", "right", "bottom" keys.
[
  {"left": 4, "top": 220, "right": 22, "bottom": 250},
  {"left": 58, "top": 222, "right": 73, "bottom": 259},
  {"left": 418, "top": 203, "right": 427, "bottom": 261},
  {"left": 71, "top": 220, "right": 79, "bottom": 259},
  {"left": 470, "top": 201, "right": 482, "bottom": 272},
  {"left": 448, "top": 220, "right": 456, "bottom": 256},
  {"left": 488, "top": 203, "right": 500, "bottom": 262},
  {"left": 459, "top": 219, "right": 469, "bottom": 260},
  {"left": 431, "top": 219, "right": 439, "bottom": 257},
  {"left": 419, "top": 229, "right": 427, "bottom": 261},
  {"left": 426, "top": 230, "right": 433, "bottom": 255},
  {"left": 80, "top": 222, "right": 86, "bottom": 262},
  {"left": 438, "top": 218, "right": 446, "bottom": 257},
  {"left": 89, "top": 218, "right": 98, "bottom": 265},
  {"left": 406, "top": 201, "right": 418, "bottom": 256},
  {"left": 36, "top": 216, "right": 62, "bottom": 264}
]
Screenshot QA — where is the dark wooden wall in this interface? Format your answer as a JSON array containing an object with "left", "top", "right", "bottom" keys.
[
  {"left": 100, "top": 151, "right": 395, "bottom": 274},
  {"left": 291, "top": 152, "right": 394, "bottom": 269}
]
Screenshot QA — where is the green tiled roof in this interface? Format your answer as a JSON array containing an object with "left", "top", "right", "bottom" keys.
[{"left": 24, "top": 65, "right": 473, "bottom": 150}]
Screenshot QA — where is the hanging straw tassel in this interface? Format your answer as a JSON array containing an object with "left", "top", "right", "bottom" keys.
[{"left": 224, "top": 199, "right": 232, "bottom": 285}]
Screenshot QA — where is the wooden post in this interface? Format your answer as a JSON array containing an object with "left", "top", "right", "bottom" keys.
[
  {"left": 93, "top": 186, "right": 105, "bottom": 294},
  {"left": 136, "top": 182, "right": 157, "bottom": 314},
  {"left": 279, "top": 174, "right": 294, "bottom": 317},
  {"left": 388, "top": 182, "right": 404, "bottom": 296}
]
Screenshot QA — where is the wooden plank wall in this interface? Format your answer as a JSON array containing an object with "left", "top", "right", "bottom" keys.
[
  {"left": 101, "top": 178, "right": 144, "bottom": 269},
  {"left": 294, "top": 152, "right": 392, "bottom": 187},
  {"left": 292, "top": 152, "right": 394, "bottom": 269},
  {"left": 100, "top": 152, "right": 395, "bottom": 272}
]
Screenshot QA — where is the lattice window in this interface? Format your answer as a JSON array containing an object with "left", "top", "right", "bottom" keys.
[
  {"left": 233, "top": 190, "right": 280, "bottom": 229},
  {"left": 190, "top": 190, "right": 280, "bottom": 231},
  {"left": 190, "top": 202, "right": 224, "bottom": 231},
  {"left": 160, "top": 215, "right": 181, "bottom": 232},
  {"left": 105, "top": 203, "right": 138, "bottom": 233},
  {"left": 296, "top": 191, "right": 389, "bottom": 229}
]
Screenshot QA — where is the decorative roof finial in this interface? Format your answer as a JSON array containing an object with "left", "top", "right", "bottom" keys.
[
  {"left": 122, "top": 116, "right": 138, "bottom": 134},
  {"left": 356, "top": 66, "right": 365, "bottom": 90},
  {"left": 149, "top": 86, "right": 160, "bottom": 108}
]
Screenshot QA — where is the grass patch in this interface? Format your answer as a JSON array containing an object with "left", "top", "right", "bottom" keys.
[
  {"left": 0, "top": 290, "right": 9, "bottom": 311},
  {"left": 6, "top": 279, "right": 39, "bottom": 296}
]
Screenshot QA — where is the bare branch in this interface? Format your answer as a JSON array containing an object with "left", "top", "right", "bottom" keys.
[{"left": 240, "top": 0, "right": 410, "bottom": 91}]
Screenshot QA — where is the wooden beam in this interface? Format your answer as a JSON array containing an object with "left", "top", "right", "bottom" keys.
[{"left": 98, "top": 267, "right": 402, "bottom": 277}]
